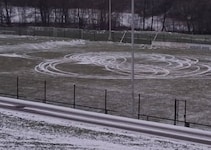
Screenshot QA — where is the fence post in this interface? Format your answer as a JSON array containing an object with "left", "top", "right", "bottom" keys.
[
  {"left": 18, "top": 27, "right": 21, "bottom": 35},
  {"left": 94, "top": 31, "right": 96, "bottom": 41},
  {"left": 174, "top": 99, "right": 177, "bottom": 125},
  {"left": 16, "top": 76, "right": 19, "bottom": 99},
  {"left": 43, "top": 80, "right": 47, "bottom": 103},
  {"left": 138, "top": 94, "right": 141, "bottom": 119},
  {"left": 105, "top": 89, "right": 107, "bottom": 114},
  {"left": 112, "top": 32, "right": 115, "bottom": 42},
  {"left": 63, "top": 29, "right": 65, "bottom": 37},
  {"left": 33, "top": 27, "right": 36, "bottom": 36},
  {"left": 184, "top": 100, "right": 189, "bottom": 127},
  {"left": 73, "top": 84, "right": 76, "bottom": 108},
  {"left": 80, "top": 29, "right": 84, "bottom": 39}
]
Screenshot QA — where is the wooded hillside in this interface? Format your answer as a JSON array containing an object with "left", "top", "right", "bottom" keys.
[{"left": 0, "top": 0, "right": 211, "bottom": 34}]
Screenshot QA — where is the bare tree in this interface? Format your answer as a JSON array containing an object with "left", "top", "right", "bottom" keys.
[
  {"left": 3, "top": 0, "right": 211, "bottom": 33},
  {"left": 3, "top": 0, "right": 11, "bottom": 25},
  {"left": 37, "top": 0, "right": 52, "bottom": 25},
  {"left": 0, "top": 1, "right": 4, "bottom": 24}
]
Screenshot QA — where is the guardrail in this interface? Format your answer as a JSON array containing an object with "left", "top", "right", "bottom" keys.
[
  {"left": 0, "top": 75, "right": 211, "bottom": 131},
  {"left": 0, "top": 96, "right": 211, "bottom": 145}
]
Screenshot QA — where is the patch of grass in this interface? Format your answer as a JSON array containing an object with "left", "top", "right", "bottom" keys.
[{"left": 0, "top": 35, "right": 211, "bottom": 130}]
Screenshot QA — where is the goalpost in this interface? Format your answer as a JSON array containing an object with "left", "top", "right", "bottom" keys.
[
  {"left": 120, "top": 30, "right": 127, "bottom": 43},
  {"left": 153, "top": 32, "right": 159, "bottom": 41}
]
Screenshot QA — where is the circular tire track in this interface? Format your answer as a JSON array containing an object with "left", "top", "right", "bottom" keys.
[{"left": 35, "top": 52, "right": 211, "bottom": 79}]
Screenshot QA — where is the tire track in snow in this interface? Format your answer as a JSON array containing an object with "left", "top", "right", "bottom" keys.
[{"left": 34, "top": 52, "right": 211, "bottom": 79}]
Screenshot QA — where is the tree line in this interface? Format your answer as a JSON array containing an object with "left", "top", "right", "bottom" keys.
[{"left": 0, "top": 0, "right": 211, "bottom": 34}]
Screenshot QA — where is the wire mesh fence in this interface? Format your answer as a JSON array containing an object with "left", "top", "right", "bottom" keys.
[
  {"left": 1, "top": 26, "right": 211, "bottom": 130},
  {"left": 0, "top": 26, "right": 154, "bottom": 44},
  {"left": 0, "top": 75, "right": 211, "bottom": 130},
  {"left": 1, "top": 26, "right": 211, "bottom": 45},
  {"left": 74, "top": 85, "right": 105, "bottom": 113},
  {"left": 0, "top": 75, "right": 17, "bottom": 98}
]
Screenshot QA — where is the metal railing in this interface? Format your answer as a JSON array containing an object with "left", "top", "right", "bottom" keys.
[
  {"left": 1, "top": 26, "right": 211, "bottom": 45},
  {"left": 0, "top": 75, "right": 211, "bottom": 131}
]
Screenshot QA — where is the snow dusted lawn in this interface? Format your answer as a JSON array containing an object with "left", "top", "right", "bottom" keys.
[
  {"left": 0, "top": 108, "right": 211, "bottom": 150},
  {"left": 0, "top": 34, "right": 211, "bottom": 138}
]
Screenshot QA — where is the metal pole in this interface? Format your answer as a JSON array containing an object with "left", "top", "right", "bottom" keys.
[
  {"left": 174, "top": 99, "right": 177, "bottom": 125},
  {"left": 43, "top": 80, "right": 47, "bottom": 103},
  {"left": 131, "top": 0, "right": 135, "bottom": 116},
  {"left": 184, "top": 100, "right": 187, "bottom": 124},
  {"left": 108, "top": 0, "right": 112, "bottom": 41},
  {"left": 105, "top": 89, "right": 107, "bottom": 114},
  {"left": 138, "top": 94, "right": 141, "bottom": 119},
  {"left": 73, "top": 84, "right": 76, "bottom": 108},
  {"left": 17, "top": 76, "right": 19, "bottom": 99}
]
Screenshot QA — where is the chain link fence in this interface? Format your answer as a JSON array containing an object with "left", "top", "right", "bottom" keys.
[
  {"left": 1, "top": 26, "right": 211, "bottom": 45},
  {"left": 0, "top": 75, "right": 211, "bottom": 130},
  {"left": 0, "top": 26, "right": 154, "bottom": 44}
]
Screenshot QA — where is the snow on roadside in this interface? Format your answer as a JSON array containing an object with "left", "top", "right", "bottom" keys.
[
  {"left": 24, "top": 40, "right": 86, "bottom": 50},
  {"left": 0, "top": 40, "right": 86, "bottom": 52},
  {"left": 0, "top": 34, "right": 86, "bottom": 53},
  {"left": 0, "top": 108, "right": 211, "bottom": 150},
  {"left": 0, "top": 53, "right": 30, "bottom": 59},
  {"left": 0, "top": 34, "right": 30, "bottom": 39}
]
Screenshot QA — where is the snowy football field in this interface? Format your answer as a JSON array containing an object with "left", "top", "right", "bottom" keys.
[{"left": 0, "top": 34, "right": 211, "bottom": 130}]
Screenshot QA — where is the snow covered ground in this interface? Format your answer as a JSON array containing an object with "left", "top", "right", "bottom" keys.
[
  {"left": 0, "top": 108, "right": 211, "bottom": 150},
  {"left": 1, "top": 34, "right": 211, "bottom": 80},
  {"left": 0, "top": 34, "right": 211, "bottom": 147}
]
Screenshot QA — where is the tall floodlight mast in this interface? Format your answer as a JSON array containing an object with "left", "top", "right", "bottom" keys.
[
  {"left": 131, "top": 0, "right": 135, "bottom": 116},
  {"left": 108, "top": 0, "right": 112, "bottom": 40}
]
